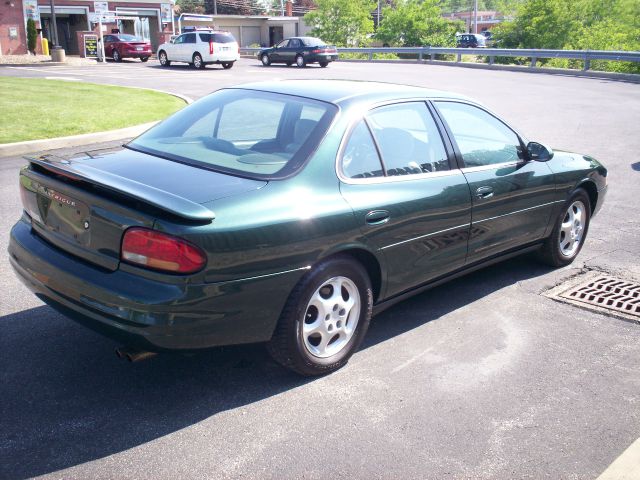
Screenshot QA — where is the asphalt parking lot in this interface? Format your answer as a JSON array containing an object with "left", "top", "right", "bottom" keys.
[{"left": 1, "top": 58, "right": 639, "bottom": 479}]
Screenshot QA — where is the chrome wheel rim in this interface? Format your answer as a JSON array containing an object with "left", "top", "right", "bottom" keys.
[
  {"left": 194, "top": 55, "right": 202, "bottom": 68},
  {"left": 559, "top": 200, "right": 585, "bottom": 257},
  {"left": 262, "top": 55, "right": 269, "bottom": 65},
  {"left": 296, "top": 56, "right": 304, "bottom": 67},
  {"left": 301, "top": 276, "right": 360, "bottom": 358},
  {"left": 113, "top": 51, "right": 119, "bottom": 61},
  {"left": 160, "top": 53, "right": 166, "bottom": 65}
]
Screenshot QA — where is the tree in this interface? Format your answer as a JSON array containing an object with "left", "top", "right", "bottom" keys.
[
  {"left": 303, "top": 0, "right": 375, "bottom": 46},
  {"left": 493, "top": 0, "right": 640, "bottom": 73},
  {"left": 376, "top": 0, "right": 463, "bottom": 47},
  {"left": 175, "top": 0, "right": 205, "bottom": 14},
  {"left": 27, "top": 18, "right": 37, "bottom": 55}
]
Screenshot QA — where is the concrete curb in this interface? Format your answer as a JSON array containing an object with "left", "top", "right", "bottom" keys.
[
  {"left": 0, "top": 86, "right": 192, "bottom": 158},
  {"left": 337, "top": 59, "right": 640, "bottom": 83},
  {"left": 0, "top": 122, "right": 158, "bottom": 158}
]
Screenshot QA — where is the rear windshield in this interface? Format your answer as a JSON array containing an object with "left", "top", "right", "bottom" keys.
[
  {"left": 199, "top": 33, "right": 236, "bottom": 43},
  {"left": 128, "top": 89, "right": 337, "bottom": 179},
  {"left": 118, "top": 34, "right": 142, "bottom": 42},
  {"left": 300, "top": 37, "right": 326, "bottom": 46}
]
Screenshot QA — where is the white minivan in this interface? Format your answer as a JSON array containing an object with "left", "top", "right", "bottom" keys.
[{"left": 158, "top": 30, "right": 239, "bottom": 69}]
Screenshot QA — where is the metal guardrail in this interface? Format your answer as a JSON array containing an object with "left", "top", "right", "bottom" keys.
[{"left": 240, "top": 47, "right": 640, "bottom": 71}]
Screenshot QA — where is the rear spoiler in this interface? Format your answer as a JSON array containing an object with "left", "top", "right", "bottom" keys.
[{"left": 25, "top": 155, "right": 216, "bottom": 222}]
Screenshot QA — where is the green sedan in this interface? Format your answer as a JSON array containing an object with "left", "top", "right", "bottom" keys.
[
  {"left": 259, "top": 37, "right": 338, "bottom": 67},
  {"left": 9, "top": 80, "right": 608, "bottom": 376}
]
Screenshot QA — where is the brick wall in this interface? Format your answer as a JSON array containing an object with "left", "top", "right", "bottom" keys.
[{"left": 0, "top": 0, "right": 28, "bottom": 55}]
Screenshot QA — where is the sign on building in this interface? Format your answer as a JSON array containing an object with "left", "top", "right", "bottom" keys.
[
  {"left": 23, "top": 0, "right": 40, "bottom": 22},
  {"left": 161, "top": 4, "right": 172, "bottom": 24},
  {"left": 94, "top": 2, "right": 108, "bottom": 14}
]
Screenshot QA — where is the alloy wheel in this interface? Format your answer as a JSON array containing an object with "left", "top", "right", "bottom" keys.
[
  {"left": 559, "top": 200, "right": 585, "bottom": 257},
  {"left": 301, "top": 276, "right": 361, "bottom": 358}
]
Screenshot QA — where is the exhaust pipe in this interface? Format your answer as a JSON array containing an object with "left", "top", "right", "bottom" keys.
[{"left": 115, "top": 346, "right": 157, "bottom": 363}]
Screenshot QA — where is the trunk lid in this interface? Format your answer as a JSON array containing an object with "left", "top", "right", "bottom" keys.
[{"left": 19, "top": 148, "right": 266, "bottom": 271}]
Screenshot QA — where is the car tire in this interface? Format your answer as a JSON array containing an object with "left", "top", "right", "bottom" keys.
[
  {"left": 192, "top": 53, "right": 205, "bottom": 69},
  {"left": 159, "top": 51, "right": 171, "bottom": 67},
  {"left": 267, "top": 255, "right": 373, "bottom": 376},
  {"left": 295, "top": 54, "right": 306, "bottom": 68},
  {"left": 222, "top": 62, "right": 234, "bottom": 69},
  {"left": 140, "top": 57, "right": 149, "bottom": 62},
  {"left": 537, "top": 188, "right": 591, "bottom": 267},
  {"left": 113, "top": 49, "right": 121, "bottom": 62},
  {"left": 319, "top": 61, "right": 328, "bottom": 68},
  {"left": 261, "top": 54, "right": 271, "bottom": 66},
  {"left": 286, "top": 62, "right": 292, "bottom": 67}
]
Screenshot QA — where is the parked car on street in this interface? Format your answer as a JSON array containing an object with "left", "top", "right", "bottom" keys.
[
  {"left": 9, "top": 80, "right": 607, "bottom": 376},
  {"left": 157, "top": 29, "right": 239, "bottom": 69},
  {"left": 456, "top": 33, "right": 487, "bottom": 48},
  {"left": 102, "top": 34, "right": 152, "bottom": 62},
  {"left": 259, "top": 36, "right": 338, "bottom": 67}
]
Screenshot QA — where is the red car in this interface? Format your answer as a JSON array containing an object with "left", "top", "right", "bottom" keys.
[{"left": 103, "top": 34, "right": 152, "bottom": 62}]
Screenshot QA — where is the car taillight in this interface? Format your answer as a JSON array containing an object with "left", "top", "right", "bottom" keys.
[
  {"left": 209, "top": 42, "right": 215, "bottom": 54},
  {"left": 121, "top": 227, "right": 207, "bottom": 274},
  {"left": 312, "top": 48, "right": 325, "bottom": 54}
]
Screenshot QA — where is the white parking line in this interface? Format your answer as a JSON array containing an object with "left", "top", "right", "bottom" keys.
[
  {"left": 596, "top": 437, "right": 640, "bottom": 480},
  {"left": 44, "top": 77, "right": 81, "bottom": 81}
]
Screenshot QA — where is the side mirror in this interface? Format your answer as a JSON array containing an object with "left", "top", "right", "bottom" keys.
[{"left": 527, "top": 141, "right": 554, "bottom": 162}]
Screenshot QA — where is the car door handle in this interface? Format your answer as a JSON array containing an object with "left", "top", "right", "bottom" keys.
[
  {"left": 365, "top": 210, "right": 390, "bottom": 225},
  {"left": 476, "top": 186, "right": 494, "bottom": 199}
]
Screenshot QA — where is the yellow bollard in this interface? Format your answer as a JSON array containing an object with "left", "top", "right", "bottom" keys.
[{"left": 42, "top": 37, "right": 49, "bottom": 56}]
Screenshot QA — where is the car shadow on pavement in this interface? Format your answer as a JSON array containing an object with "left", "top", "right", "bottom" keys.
[
  {"left": 631, "top": 161, "right": 640, "bottom": 171},
  {"left": 0, "top": 255, "right": 551, "bottom": 479}
]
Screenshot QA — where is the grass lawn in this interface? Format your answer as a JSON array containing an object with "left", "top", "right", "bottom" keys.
[{"left": 0, "top": 78, "right": 186, "bottom": 144}]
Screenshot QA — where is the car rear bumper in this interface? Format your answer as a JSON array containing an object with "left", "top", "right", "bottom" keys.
[
  {"left": 307, "top": 53, "right": 338, "bottom": 63},
  {"left": 204, "top": 54, "right": 239, "bottom": 63},
  {"left": 122, "top": 51, "right": 152, "bottom": 58},
  {"left": 8, "top": 217, "right": 303, "bottom": 351}
]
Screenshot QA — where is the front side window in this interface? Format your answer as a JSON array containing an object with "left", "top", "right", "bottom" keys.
[
  {"left": 184, "top": 33, "right": 196, "bottom": 44},
  {"left": 173, "top": 35, "right": 185, "bottom": 44},
  {"left": 366, "top": 102, "right": 450, "bottom": 176},
  {"left": 435, "top": 101, "right": 524, "bottom": 167},
  {"left": 128, "top": 89, "right": 337, "bottom": 178},
  {"left": 276, "top": 39, "right": 289, "bottom": 48}
]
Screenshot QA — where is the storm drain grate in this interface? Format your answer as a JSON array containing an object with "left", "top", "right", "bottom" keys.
[{"left": 557, "top": 273, "right": 640, "bottom": 320}]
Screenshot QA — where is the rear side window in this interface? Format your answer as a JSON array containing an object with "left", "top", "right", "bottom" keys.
[
  {"left": 366, "top": 102, "right": 450, "bottom": 175},
  {"left": 341, "top": 121, "right": 384, "bottom": 179}
]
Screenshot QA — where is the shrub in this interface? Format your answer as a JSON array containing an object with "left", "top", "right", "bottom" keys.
[{"left": 27, "top": 19, "right": 37, "bottom": 55}]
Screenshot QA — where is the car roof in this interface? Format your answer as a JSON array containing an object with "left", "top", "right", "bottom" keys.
[{"left": 228, "top": 80, "right": 472, "bottom": 107}]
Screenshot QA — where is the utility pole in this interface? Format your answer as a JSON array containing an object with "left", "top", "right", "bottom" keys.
[
  {"left": 49, "top": 0, "right": 59, "bottom": 47},
  {"left": 473, "top": 0, "right": 478, "bottom": 34},
  {"left": 214, "top": 0, "right": 217, "bottom": 15},
  {"left": 280, "top": 0, "right": 284, "bottom": 16},
  {"left": 377, "top": 0, "right": 380, "bottom": 29}
]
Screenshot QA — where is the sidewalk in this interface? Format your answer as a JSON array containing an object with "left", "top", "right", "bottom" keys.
[{"left": 0, "top": 54, "right": 97, "bottom": 66}]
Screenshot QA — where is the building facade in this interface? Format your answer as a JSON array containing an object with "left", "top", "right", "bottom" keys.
[
  {"left": 1, "top": 0, "right": 174, "bottom": 55},
  {"left": 1, "top": 1, "right": 313, "bottom": 56},
  {"left": 445, "top": 10, "right": 504, "bottom": 34}
]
